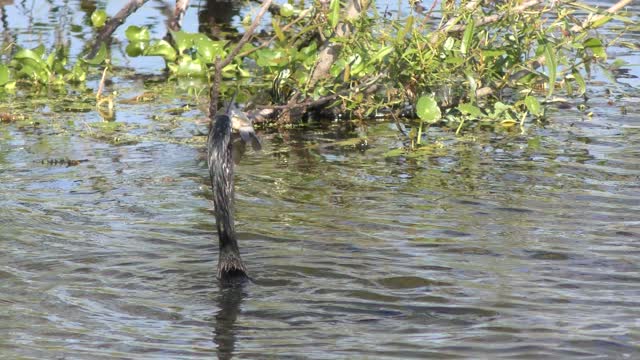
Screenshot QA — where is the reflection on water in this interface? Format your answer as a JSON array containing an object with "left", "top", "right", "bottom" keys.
[{"left": 214, "top": 284, "right": 245, "bottom": 360}]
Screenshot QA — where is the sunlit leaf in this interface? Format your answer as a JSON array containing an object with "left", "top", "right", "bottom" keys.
[
  {"left": 572, "top": 69, "right": 586, "bottom": 95},
  {"left": 416, "top": 95, "right": 441, "bottom": 123},
  {"left": 128, "top": 41, "right": 149, "bottom": 57},
  {"left": 524, "top": 95, "right": 543, "bottom": 117},
  {"left": 500, "top": 119, "right": 517, "bottom": 127},
  {"left": 591, "top": 15, "right": 612, "bottom": 29},
  {"left": 273, "top": 18, "right": 285, "bottom": 42},
  {"left": 397, "top": 15, "right": 413, "bottom": 42},
  {"left": 125, "top": 25, "right": 150, "bottom": 42},
  {"left": 193, "top": 35, "right": 225, "bottom": 63},
  {"left": 91, "top": 9, "right": 107, "bottom": 28},
  {"left": 255, "top": 48, "right": 287, "bottom": 67},
  {"left": 541, "top": 40, "right": 556, "bottom": 98},
  {"left": 461, "top": 18, "right": 474, "bottom": 55},
  {"left": 32, "top": 45, "right": 46, "bottom": 58},
  {"left": 145, "top": 40, "right": 177, "bottom": 61},
  {"left": 443, "top": 37, "right": 455, "bottom": 51},
  {"left": 329, "top": 0, "right": 341, "bottom": 29},
  {"left": 14, "top": 48, "right": 44, "bottom": 64},
  {"left": 280, "top": 3, "right": 295, "bottom": 17},
  {"left": 84, "top": 43, "right": 108, "bottom": 65},
  {"left": 171, "top": 56, "right": 206, "bottom": 77},
  {"left": 370, "top": 46, "right": 393, "bottom": 64},
  {"left": 171, "top": 30, "right": 194, "bottom": 53},
  {"left": 458, "top": 103, "right": 483, "bottom": 117},
  {"left": 0, "top": 64, "right": 10, "bottom": 86},
  {"left": 584, "top": 38, "right": 607, "bottom": 61},
  {"left": 66, "top": 62, "right": 87, "bottom": 83},
  {"left": 482, "top": 49, "right": 505, "bottom": 58},
  {"left": 17, "top": 61, "right": 49, "bottom": 82}
]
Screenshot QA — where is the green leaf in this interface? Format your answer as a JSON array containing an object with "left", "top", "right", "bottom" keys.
[
  {"left": 126, "top": 41, "right": 147, "bottom": 57},
  {"left": 443, "top": 37, "right": 455, "bottom": 52},
  {"left": 482, "top": 49, "right": 506, "bottom": 58},
  {"left": 397, "top": 15, "right": 413, "bottom": 42},
  {"left": 273, "top": 18, "right": 285, "bottom": 42},
  {"left": 416, "top": 95, "right": 441, "bottom": 123},
  {"left": 67, "top": 62, "right": 87, "bottom": 83},
  {"left": 91, "top": 9, "right": 107, "bottom": 28},
  {"left": 571, "top": 69, "right": 586, "bottom": 95},
  {"left": 171, "top": 30, "right": 194, "bottom": 54},
  {"left": 84, "top": 43, "right": 108, "bottom": 65},
  {"left": 329, "top": 0, "right": 341, "bottom": 29},
  {"left": 17, "top": 61, "right": 49, "bottom": 82},
  {"left": 461, "top": 18, "right": 475, "bottom": 55},
  {"left": 14, "top": 48, "right": 44, "bottom": 64},
  {"left": 32, "top": 45, "right": 46, "bottom": 58},
  {"left": 591, "top": 15, "right": 612, "bottom": 29},
  {"left": 171, "top": 56, "right": 206, "bottom": 77},
  {"left": 541, "top": 40, "right": 556, "bottom": 98},
  {"left": 524, "top": 95, "right": 543, "bottom": 117},
  {"left": 193, "top": 35, "right": 225, "bottom": 63},
  {"left": 0, "top": 64, "right": 10, "bottom": 86},
  {"left": 458, "top": 103, "right": 483, "bottom": 117},
  {"left": 255, "top": 48, "right": 287, "bottom": 67},
  {"left": 125, "top": 25, "right": 150, "bottom": 42},
  {"left": 370, "top": 46, "right": 393, "bottom": 64},
  {"left": 280, "top": 3, "right": 295, "bottom": 17},
  {"left": 584, "top": 38, "right": 607, "bottom": 61},
  {"left": 145, "top": 40, "right": 177, "bottom": 61}
]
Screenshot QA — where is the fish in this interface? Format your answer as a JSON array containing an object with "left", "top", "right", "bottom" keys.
[{"left": 227, "top": 102, "right": 262, "bottom": 152}]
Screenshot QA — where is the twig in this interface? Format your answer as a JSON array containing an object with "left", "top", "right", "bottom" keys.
[
  {"left": 168, "top": 0, "right": 190, "bottom": 31},
  {"left": 219, "top": 0, "right": 273, "bottom": 70},
  {"left": 236, "top": 7, "right": 314, "bottom": 59},
  {"left": 570, "top": 0, "right": 634, "bottom": 32},
  {"left": 96, "top": 64, "right": 109, "bottom": 99},
  {"left": 209, "top": 0, "right": 273, "bottom": 117},
  {"left": 254, "top": 74, "right": 382, "bottom": 112},
  {"left": 88, "top": 0, "right": 150, "bottom": 58},
  {"left": 439, "top": 0, "right": 544, "bottom": 35}
]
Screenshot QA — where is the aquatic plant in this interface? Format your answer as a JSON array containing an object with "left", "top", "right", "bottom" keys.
[{"left": 0, "top": 0, "right": 636, "bottom": 145}]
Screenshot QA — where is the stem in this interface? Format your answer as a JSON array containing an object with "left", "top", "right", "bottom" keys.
[{"left": 88, "top": 0, "right": 150, "bottom": 58}]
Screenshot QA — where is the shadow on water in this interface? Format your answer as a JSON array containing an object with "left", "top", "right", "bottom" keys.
[
  {"left": 199, "top": 0, "right": 243, "bottom": 37},
  {"left": 214, "top": 283, "right": 246, "bottom": 360}
]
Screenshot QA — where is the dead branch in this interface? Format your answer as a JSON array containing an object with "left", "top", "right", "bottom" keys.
[
  {"left": 88, "top": 0, "right": 150, "bottom": 58},
  {"left": 570, "top": 0, "right": 634, "bottom": 32},
  {"left": 168, "top": 0, "right": 190, "bottom": 31},
  {"left": 209, "top": 0, "right": 273, "bottom": 117}
]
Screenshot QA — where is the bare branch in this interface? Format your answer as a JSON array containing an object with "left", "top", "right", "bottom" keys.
[
  {"left": 168, "top": 0, "right": 190, "bottom": 31},
  {"left": 88, "top": 0, "right": 150, "bottom": 58},
  {"left": 209, "top": 0, "right": 273, "bottom": 118}
]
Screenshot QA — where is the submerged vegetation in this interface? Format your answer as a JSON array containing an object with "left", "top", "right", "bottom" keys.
[{"left": 0, "top": 0, "right": 637, "bottom": 149}]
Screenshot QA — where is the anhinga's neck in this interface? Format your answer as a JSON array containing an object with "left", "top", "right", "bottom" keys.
[{"left": 207, "top": 113, "right": 247, "bottom": 280}]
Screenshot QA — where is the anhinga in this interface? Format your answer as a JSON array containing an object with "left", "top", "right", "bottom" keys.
[{"left": 207, "top": 98, "right": 258, "bottom": 281}]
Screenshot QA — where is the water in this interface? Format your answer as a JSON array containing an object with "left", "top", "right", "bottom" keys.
[{"left": 2, "top": 0, "right": 640, "bottom": 358}]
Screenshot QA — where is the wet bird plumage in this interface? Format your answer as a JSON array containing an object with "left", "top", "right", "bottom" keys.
[{"left": 207, "top": 103, "right": 249, "bottom": 281}]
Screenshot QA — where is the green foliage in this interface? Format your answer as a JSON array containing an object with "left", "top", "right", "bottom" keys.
[
  {"left": 0, "top": 43, "right": 106, "bottom": 88},
  {"left": 1, "top": 0, "right": 632, "bottom": 147},
  {"left": 126, "top": 28, "right": 230, "bottom": 77},
  {"left": 91, "top": 9, "right": 107, "bottom": 28}
]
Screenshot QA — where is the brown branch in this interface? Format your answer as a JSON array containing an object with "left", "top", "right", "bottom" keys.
[
  {"left": 219, "top": 0, "right": 273, "bottom": 70},
  {"left": 438, "top": 0, "right": 544, "bottom": 36},
  {"left": 570, "top": 0, "right": 634, "bottom": 32},
  {"left": 88, "top": 0, "right": 150, "bottom": 58},
  {"left": 209, "top": 0, "right": 273, "bottom": 118},
  {"left": 168, "top": 0, "right": 190, "bottom": 32}
]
